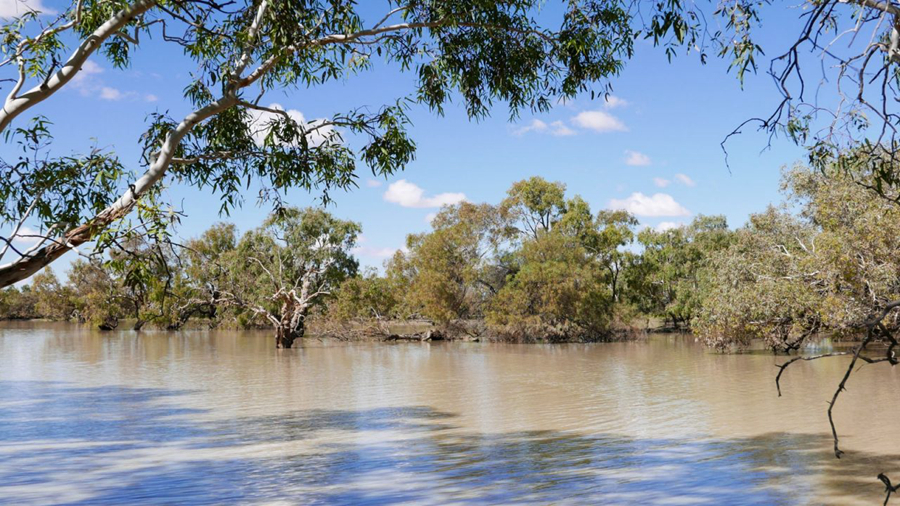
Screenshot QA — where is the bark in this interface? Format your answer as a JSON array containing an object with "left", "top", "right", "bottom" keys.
[
  {"left": 275, "top": 322, "right": 301, "bottom": 349},
  {"left": 274, "top": 298, "right": 308, "bottom": 349},
  {"left": 98, "top": 316, "right": 118, "bottom": 331}
]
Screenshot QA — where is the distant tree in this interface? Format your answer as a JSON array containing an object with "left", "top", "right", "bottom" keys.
[
  {"left": 30, "top": 268, "right": 74, "bottom": 320},
  {"left": 694, "top": 208, "right": 821, "bottom": 352},
  {"left": 696, "top": 166, "right": 900, "bottom": 352},
  {"left": 220, "top": 207, "right": 359, "bottom": 348},
  {"left": 631, "top": 215, "right": 732, "bottom": 328},
  {"left": 558, "top": 198, "right": 637, "bottom": 302},
  {"left": 102, "top": 235, "right": 182, "bottom": 330},
  {"left": 172, "top": 222, "right": 240, "bottom": 329},
  {"left": 398, "top": 202, "right": 505, "bottom": 324},
  {"left": 328, "top": 269, "right": 400, "bottom": 321},
  {"left": 0, "top": 286, "right": 36, "bottom": 319},
  {"left": 499, "top": 177, "right": 567, "bottom": 240},
  {"left": 486, "top": 229, "right": 612, "bottom": 341},
  {"left": 67, "top": 259, "right": 124, "bottom": 329}
]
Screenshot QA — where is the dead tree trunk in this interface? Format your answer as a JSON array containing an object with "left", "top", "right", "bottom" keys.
[{"left": 274, "top": 294, "right": 309, "bottom": 349}]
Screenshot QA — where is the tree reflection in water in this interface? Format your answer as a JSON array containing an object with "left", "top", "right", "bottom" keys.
[{"left": 0, "top": 380, "right": 894, "bottom": 505}]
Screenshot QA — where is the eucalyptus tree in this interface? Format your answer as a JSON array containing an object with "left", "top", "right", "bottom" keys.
[
  {"left": 220, "top": 207, "right": 359, "bottom": 348},
  {"left": 30, "top": 267, "right": 75, "bottom": 320},
  {"left": 396, "top": 201, "right": 505, "bottom": 324},
  {"left": 499, "top": 177, "right": 567, "bottom": 241},
  {"left": 632, "top": 215, "right": 732, "bottom": 328},
  {"left": 0, "top": 0, "right": 702, "bottom": 288},
  {"left": 327, "top": 268, "right": 400, "bottom": 321},
  {"left": 66, "top": 258, "right": 125, "bottom": 329},
  {"left": 557, "top": 197, "right": 637, "bottom": 302},
  {"left": 169, "top": 222, "right": 239, "bottom": 329},
  {"left": 486, "top": 227, "right": 612, "bottom": 342},
  {"left": 694, "top": 208, "right": 821, "bottom": 352}
]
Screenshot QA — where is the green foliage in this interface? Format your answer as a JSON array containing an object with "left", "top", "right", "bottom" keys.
[
  {"left": 221, "top": 207, "right": 360, "bottom": 336},
  {"left": 30, "top": 268, "right": 74, "bottom": 320},
  {"left": 0, "top": 285, "right": 37, "bottom": 319},
  {"left": 486, "top": 230, "right": 613, "bottom": 341},
  {"left": 694, "top": 165, "right": 900, "bottom": 351},
  {"left": 1, "top": 117, "right": 126, "bottom": 230},
  {"left": 500, "top": 176, "right": 567, "bottom": 240},
  {"left": 1, "top": 0, "right": 722, "bottom": 288},
  {"left": 396, "top": 202, "right": 505, "bottom": 324},
  {"left": 66, "top": 259, "right": 126, "bottom": 328},
  {"left": 629, "top": 215, "right": 733, "bottom": 327},
  {"left": 328, "top": 269, "right": 400, "bottom": 321},
  {"left": 388, "top": 178, "right": 636, "bottom": 340}
]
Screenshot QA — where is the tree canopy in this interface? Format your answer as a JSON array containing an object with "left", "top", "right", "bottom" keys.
[
  {"left": 9, "top": 0, "right": 897, "bottom": 287},
  {"left": 0, "top": 0, "right": 706, "bottom": 287}
]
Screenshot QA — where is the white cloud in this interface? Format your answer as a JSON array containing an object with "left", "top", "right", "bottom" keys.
[
  {"left": 624, "top": 150, "right": 651, "bottom": 166},
  {"left": 608, "top": 192, "right": 691, "bottom": 217},
  {"left": 513, "top": 119, "right": 575, "bottom": 137},
  {"left": 603, "top": 96, "right": 628, "bottom": 109},
  {"left": 655, "top": 221, "right": 683, "bottom": 232},
  {"left": 72, "top": 60, "right": 103, "bottom": 84},
  {"left": 99, "top": 87, "right": 123, "bottom": 101},
  {"left": 70, "top": 61, "right": 104, "bottom": 96},
  {"left": 513, "top": 119, "right": 548, "bottom": 135},
  {"left": 548, "top": 120, "right": 575, "bottom": 136},
  {"left": 9, "top": 225, "right": 41, "bottom": 246},
  {"left": 571, "top": 110, "right": 627, "bottom": 133},
  {"left": 352, "top": 245, "right": 401, "bottom": 260},
  {"left": 425, "top": 212, "right": 437, "bottom": 224},
  {"left": 675, "top": 173, "right": 696, "bottom": 187},
  {"left": 247, "top": 103, "right": 335, "bottom": 148},
  {"left": 653, "top": 177, "right": 671, "bottom": 188},
  {"left": 365, "top": 179, "right": 383, "bottom": 188},
  {"left": 0, "top": 0, "right": 55, "bottom": 18},
  {"left": 383, "top": 179, "right": 466, "bottom": 209},
  {"left": 70, "top": 62, "right": 147, "bottom": 103},
  {"left": 352, "top": 236, "right": 401, "bottom": 259}
]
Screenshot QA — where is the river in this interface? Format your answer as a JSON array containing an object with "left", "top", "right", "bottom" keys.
[{"left": 1, "top": 322, "right": 899, "bottom": 505}]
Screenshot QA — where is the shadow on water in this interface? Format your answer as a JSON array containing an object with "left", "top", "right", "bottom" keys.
[{"left": 0, "top": 380, "right": 896, "bottom": 505}]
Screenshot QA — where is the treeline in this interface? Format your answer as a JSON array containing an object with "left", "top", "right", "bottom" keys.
[{"left": 3, "top": 170, "right": 896, "bottom": 350}]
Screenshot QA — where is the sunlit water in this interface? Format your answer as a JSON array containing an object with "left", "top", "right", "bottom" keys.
[{"left": 1, "top": 322, "right": 899, "bottom": 505}]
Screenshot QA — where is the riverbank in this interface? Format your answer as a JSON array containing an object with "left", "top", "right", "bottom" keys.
[{"left": 0, "top": 316, "right": 660, "bottom": 343}]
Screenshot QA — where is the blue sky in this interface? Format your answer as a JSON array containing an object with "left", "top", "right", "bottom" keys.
[{"left": 1, "top": 1, "right": 810, "bottom": 275}]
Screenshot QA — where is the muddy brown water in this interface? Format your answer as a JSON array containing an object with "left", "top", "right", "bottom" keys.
[{"left": 1, "top": 321, "right": 899, "bottom": 505}]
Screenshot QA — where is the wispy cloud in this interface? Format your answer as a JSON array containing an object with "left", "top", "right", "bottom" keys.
[
  {"left": 608, "top": 192, "right": 691, "bottom": 217},
  {"left": 352, "top": 237, "right": 401, "bottom": 260},
  {"left": 653, "top": 177, "right": 671, "bottom": 188},
  {"left": 384, "top": 180, "right": 466, "bottom": 209},
  {"left": 603, "top": 95, "right": 628, "bottom": 109},
  {"left": 513, "top": 119, "right": 575, "bottom": 137},
  {"left": 624, "top": 150, "right": 651, "bottom": 166},
  {"left": 0, "top": 0, "right": 55, "bottom": 18},
  {"left": 365, "top": 179, "right": 383, "bottom": 188},
  {"left": 70, "top": 62, "right": 157, "bottom": 103},
  {"left": 100, "top": 87, "right": 123, "bottom": 101},
  {"left": 674, "top": 173, "right": 696, "bottom": 187}
]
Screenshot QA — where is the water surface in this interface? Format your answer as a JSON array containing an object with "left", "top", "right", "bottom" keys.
[{"left": 1, "top": 322, "right": 899, "bottom": 505}]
